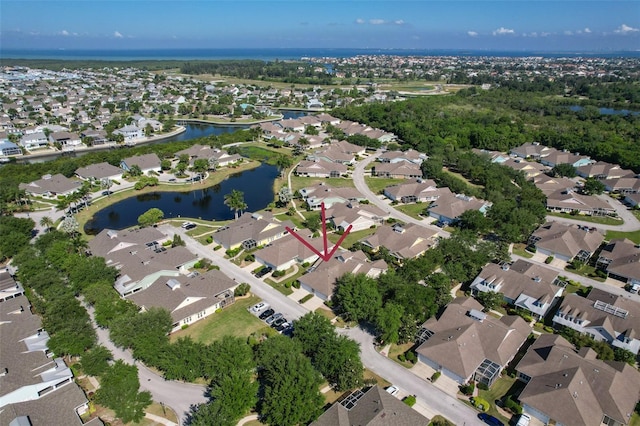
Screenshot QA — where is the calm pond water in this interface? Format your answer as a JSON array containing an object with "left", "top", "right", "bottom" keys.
[
  {"left": 568, "top": 105, "right": 639, "bottom": 116},
  {"left": 84, "top": 163, "right": 279, "bottom": 234}
]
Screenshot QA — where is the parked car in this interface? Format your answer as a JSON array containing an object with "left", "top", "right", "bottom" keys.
[
  {"left": 515, "top": 414, "right": 530, "bottom": 426},
  {"left": 259, "top": 308, "right": 275, "bottom": 320},
  {"left": 254, "top": 266, "right": 273, "bottom": 278},
  {"left": 168, "top": 178, "right": 177, "bottom": 182},
  {"left": 271, "top": 317, "right": 287, "bottom": 329},
  {"left": 275, "top": 321, "right": 291, "bottom": 332},
  {"left": 184, "top": 223, "right": 197, "bottom": 230},
  {"left": 250, "top": 302, "right": 269, "bottom": 313},
  {"left": 265, "top": 312, "right": 283, "bottom": 325},
  {"left": 478, "top": 413, "right": 504, "bottom": 426},
  {"left": 385, "top": 385, "right": 400, "bottom": 397},
  {"left": 101, "top": 190, "right": 113, "bottom": 196}
]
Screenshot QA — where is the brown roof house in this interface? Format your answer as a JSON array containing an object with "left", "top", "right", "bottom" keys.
[
  {"left": 254, "top": 230, "right": 324, "bottom": 272},
  {"left": 515, "top": 333, "right": 640, "bottom": 426},
  {"left": 372, "top": 161, "right": 423, "bottom": 179},
  {"left": 295, "top": 159, "right": 348, "bottom": 178},
  {"left": 359, "top": 223, "right": 437, "bottom": 262},
  {"left": 533, "top": 174, "right": 576, "bottom": 196},
  {"left": 326, "top": 202, "right": 389, "bottom": 232},
  {"left": 470, "top": 260, "right": 564, "bottom": 319},
  {"left": 602, "top": 177, "right": 640, "bottom": 194},
  {"left": 383, "top": 179, "right": 452, "bottom": 203},
  {"left": 299, "top": 182, "right": 366, "bottom": 210},
  {"left": 75, "top": 161, "right": 123, "bottom": 183},
  {"left": 553, "top": 287, "right": 640, "bottom": 355},
  {"left": 19, "top": 173, "right": 82, "bottom": 198},
  {"left": 502, "top": 158, "right": 549, "bottom": 180},
  {"left": 212, "top": 212, "right": 293, "bottom": 251},
  {"left": 415, "top": 297, "right": 530, "bottom": 387},
  {"left": 596, "top": 239, "right": 640, "bottom": 291},
  {"left": 0, "top": 268, "right": 24, "bottom": 302},
  {"left": 378, "top": 149, "right": 427, "bottom": 165},
  {"left": 540, "top": 148, "right": 593, "bottom": 168},
  {"left": 427, "top": 193, "right": 491, "bottom": 225},
  {"left": 298, "top": 250, "right": 387, "bottom": 301},
  {"left": 545, "top": 188, "right": 615, "bottom": 216},
  {"left": 528, "top": 222, "right": 605, "bottom": 263},
  {"left": 510, "top": 142, "right": 553, "bottom": 159},
  {"left": 0, "top": 295, "right": 97, "bottom": 426},
  {"left": 120, "top": 153, "right": 161, "bottom": 175},
  {"left": 576, "top": 162, "right": 635, "bottom": 180},
  {"left": 310, "top": 385, "right": 428, "bottom": 426},
  {"left": 129, "top": 269, "right": 236, "bottom": 332}
]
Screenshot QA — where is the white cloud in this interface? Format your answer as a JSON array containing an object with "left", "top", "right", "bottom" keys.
[
  {"left": 355, "top": 18, "right": 365, "bottom": 24},
  {"left": 493, "top": 27, "right": 515, "bottom": 36},
  {"left": 541, "top": 32, "right": 552, "bottom": 37},
  {"left": 614, "top": 24, "right": 639, "bottom": 34},
  {"left": 370, "top": 19, "right": 386, "bottom": 25},
  {"left": 114, "top": 31, "right": 124, "bottom": 38},
  {"left": 467, "top": 31, "right": 478, "bottom": 37},
  {"left": 394, "top": 20, "right": 405, "bottom": 25},
  {"left": 584, "top": 27, "right": 592, "bottom": 33},
  {"left": 60, "top": 30, "right": 69, "bottom": 36},
  {"left": 564, "top": 30, "right": 573, "bottom": 36}
]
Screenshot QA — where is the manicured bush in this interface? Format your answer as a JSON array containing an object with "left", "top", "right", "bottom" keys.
[
  {"left": 405, "top": 350, "right": 417, "bottom": 364},
  {"left": 460, "top": 381, "right": 475, "bottom": 396},
  {"left": 431, "top": 371, "right": 441, "bottom": 382},
  {"left": 472, "top": 397, "right": 490, "bottom": 412},
  {"left": 272, "top": 269, "right": 286, "bottom": 278},
  {"left": 244, "top": 254, "right": 255, "bottom": 262},
  {"left": 477, "top": 382, "right": 489, "bottom": 391},
  {"left": 402, "top": 395, "right": 417, "bottom": 407},
  {"left": 504, "top": 396, "right": 523, "bottom": 414},
  {"left": 544, "top": 256, "right": 554, "bottom": 264},
  {"left": 299, "top": 294, "right": 313, "bottom": 304},
  {"left": 205, "top": 236, "right": 213, "bottom": 244},
  {"left": 292, "top": 281, "right": 301, "bottom": 289},
  {"left": 213, "top": 245, "right": 222, "bottom": 251},
  {"left": 398, "top": 353, "right": 406, "bottom": 362}
]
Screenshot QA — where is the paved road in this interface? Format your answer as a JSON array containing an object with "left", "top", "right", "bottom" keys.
[
  {"left": 352, "top": 152, "right": 450, "bottom": 238},
  {"left": 166, "top": 224, "right": 483, "bottom": 425},
  {"left": 85, "top": 304, "right": 208, "bottom": 425}
]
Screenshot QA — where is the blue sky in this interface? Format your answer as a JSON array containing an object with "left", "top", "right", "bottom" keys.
[{"left": 1, "top": 1, "right": 639, "bottom": 51}]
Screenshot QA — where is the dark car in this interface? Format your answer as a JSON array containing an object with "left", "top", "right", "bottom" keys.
[
  {"left": 102, "top": 190, "right": 113, "bottom": 196},
  {"left": 271, "top": 317, "right": 287, "bottom": 328},
  {"left": 254, "top": 266, "right": 273, "bottom": 278},
  {"left": 478, "top": 413, "right": 504, "bottom": 426},
  {"left": 275, "top": 321, "right": 291, "bottom": 332},
  {"left": 259, "top": 308, "right": 275, "bottom": 320},
  {"left": 184, "top": 223, "right": 197, "bottom": 230},
  {"left": 265, "top": 312, "right": 283, "bottom": 325}
]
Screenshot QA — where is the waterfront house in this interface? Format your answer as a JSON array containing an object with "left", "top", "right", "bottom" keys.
[
  {"left": 19, "top": 131, "right": 49, "bottom": 150},
  {"left": 19, "top": 174, "right": 82, "bottom": 198},
  {"left": 295, "top": 159, "right": 348, "bottom": 178},
  {"left": 212, "top": 212, "right": 293, "bottom": 251},
  {"left": 75, "top": 162, "right": 123, "bottom": 183},
  {"left": 0, "top": 140, "right": 22, "bottom": 157},
  {"left": 120, "top": 153, "right": 162, "bottom": 175}
]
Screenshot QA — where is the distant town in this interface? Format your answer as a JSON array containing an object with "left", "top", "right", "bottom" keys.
[{"left": 1, "top": 54, "right": 640, "bottom": 426}]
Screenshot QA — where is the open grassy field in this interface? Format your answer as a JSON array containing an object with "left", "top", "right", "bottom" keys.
[
  {"left": 606, "top": 229, "right": 640, "bottom": 244},
  {"left": 548, "top": 212, "right": 624, "bottom": 226},
  {"left": 364, "top": 176, "right": 405, "bottom": 194},
  {"left": 169, "top": 295, "right": 269, "bottom": 344},
  {"left": 394, "top": 203, "right": 428, "bottom": 220},
  {"left": 327, "top": 227, "right": 377, "bottom": 249},
  {"left": 289, "top": 175, "right": 355, "bottom": 192}
]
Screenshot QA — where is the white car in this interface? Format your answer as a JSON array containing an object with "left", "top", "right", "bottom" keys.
[
  {"left": 515, "top": 414, "right": 531, "bottom": 426},
  {"left": 250, "top": 302, "right": 269, "bottom": 313},
  {"left": 385, "top": 385, "right": 399, "bottom": 397}
]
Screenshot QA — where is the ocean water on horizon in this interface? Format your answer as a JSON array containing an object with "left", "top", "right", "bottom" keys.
[{"left": 2, "top": 47, "right": 639, "bottom": 61}]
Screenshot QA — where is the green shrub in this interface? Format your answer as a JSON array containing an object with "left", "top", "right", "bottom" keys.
[
  {"left": 181, "top": 324, "right": 189, "bottom": 330},
  {"left": 299, "top": 294, "right": 313, "bottom": 304},
  {"left": 543, "top": 325, "right": 554, "bottom": 333},
  {"left": 405, "top": 351, "right": 417, "bottom": 364},
  {"left": 284, "top": 281, "right": 291, "bottom": 288},
  {"left": 460, "top": 381, "right": 475, "bottom": 396},
  {"left": 431, "top": 371, "right": 441, "bottom": 382},
  {"left": 226, "top": 247, "right": 242, "bottom": 258},
  {"left": 206, "top": 236, "right": 213, "bottom": 244},
  {"left": 402, "top": 395, "right": 417, "bottom": 407},
  {"left": 504, "top": 395, "right": 522, "bottom": 414},
  {"left": 477, "top": 382, "right": 489, "bottom": 391},
  {"left": 301, "top": 262, "right": 310, "bottom": 268},
  {"left": 272, "top": 269, "right": 286, "bottom": 278},
  {"left": 398, "top": 353, "right": 406, "bottom": 362},
  {"left": 472, "top": 397, "right": 490, "bottom": 412},
  {"left": 234, "top": 283, "right": 250, "bottom": 297},
  {"left": 162, "top": 240, "right": 172, "bottom": 246},
  {"left": 544, "top": 256, "right": 554, "bottom": 264},
  {"left": 292, "top": 281, "right": 301, "bottom": 289},
  {"left": 213, "top": 245, "right": 222, "bottom": 251},
  {"left": 244, "top": 254, "right": 255, "bottom": 262}
]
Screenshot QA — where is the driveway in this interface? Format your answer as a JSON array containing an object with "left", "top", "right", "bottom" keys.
[
  {"left": 545, "top": 194, "right": 640, "bottom": 232},
  {"left": 352, "top": 151, "right": 450, "bottom": 239}
]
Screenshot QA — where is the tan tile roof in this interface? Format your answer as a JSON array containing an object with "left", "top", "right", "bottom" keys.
[
  {"left": 360, "top": 224, "right": 436, "bottom": 260},
  {"left": 599, "top": 239, "right": 640, "bottom": 282},
  {"left": 416, "top": 297, "right": 530, "bottom": 381},
  {"left": 75, "top": 162, "right": 123, "bottom": 180},
  {"left": 516, "top": 334, "right": 640, "bottom": 426},
  {"left": 530, "top": 222, "right": 605, "bottom": 259}
]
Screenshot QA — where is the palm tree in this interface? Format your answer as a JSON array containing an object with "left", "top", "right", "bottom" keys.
[
  {"left": 224, "top": 190, "right": 247, "bottom": 220},
  {"left": 40, "top": 216, "right": 54, "bottom": 233}
]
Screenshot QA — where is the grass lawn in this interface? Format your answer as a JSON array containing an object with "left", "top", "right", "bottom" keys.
[
  {"left": 395, "top": 203, "right": 428, "bottom": 220},
  {"left": 289, "top": 175, "right": 355, "bottom": 192},
  {"left": 512, "top": 243, "right": 533, "bottom": 259},
  {"left": 633, "top": 210, "right": 640, "bottom": 221},
  {"left": 547, "top": 212, "right": 624, "bottom": 226},
  {"left": 442, "top": 168, "right": 483, "bottom": 189},
  {"left": 146, "top": 403, "right": 179, "bottom": 425},
  {"left": 169, "top": 295, "right": 269, "bottom": 344},
  {"left": 476, "top": 375, "right": 523, "bottom": 423},
  {"left": 263, "top": 276, "right": 295, "bottom": 296},
  {"left": 630, "top": 413, "right": 640, "bottom": 426},
  {"left": 564, "top": 263, "right": 606, "bottom": 282},
  {"left": 387, "top": 342, "right": 415, "bottom": 368},
  {"left": 364, "top": 176, "right": 405, "bottom": 194},
  {"left": 606, "top": 229, "right": 640, "bottom": 245},
  {"left": 327, "top": 227, "right": 377, "bottom": 249},
  {"left": 363, "top": 368, "right": 391, "bottom": 389},
  {"left": 316, "top": 306, "right": 336, "bottom": 320}
]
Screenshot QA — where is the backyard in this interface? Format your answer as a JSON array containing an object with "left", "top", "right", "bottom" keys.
[{"left": 169, "top": 295, "right": 268, "bottom": 344}]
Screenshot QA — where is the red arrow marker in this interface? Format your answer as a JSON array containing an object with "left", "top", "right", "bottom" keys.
[{"left": 286, "top": 202, "right": 352, "bottom": 263}]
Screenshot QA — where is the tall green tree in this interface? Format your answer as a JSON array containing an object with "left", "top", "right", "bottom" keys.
[
  {"left": 224, "top": 189, "right": 248, "bottom": 219},
  {"left": 137, "top": 207, "right": 164, "bottom": 227},
  {"left": 95, "top": 361, "right": 152, "bottom": 424},
  {"left": 333, "top": 273, "right": 383, "bottom": 323}
]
